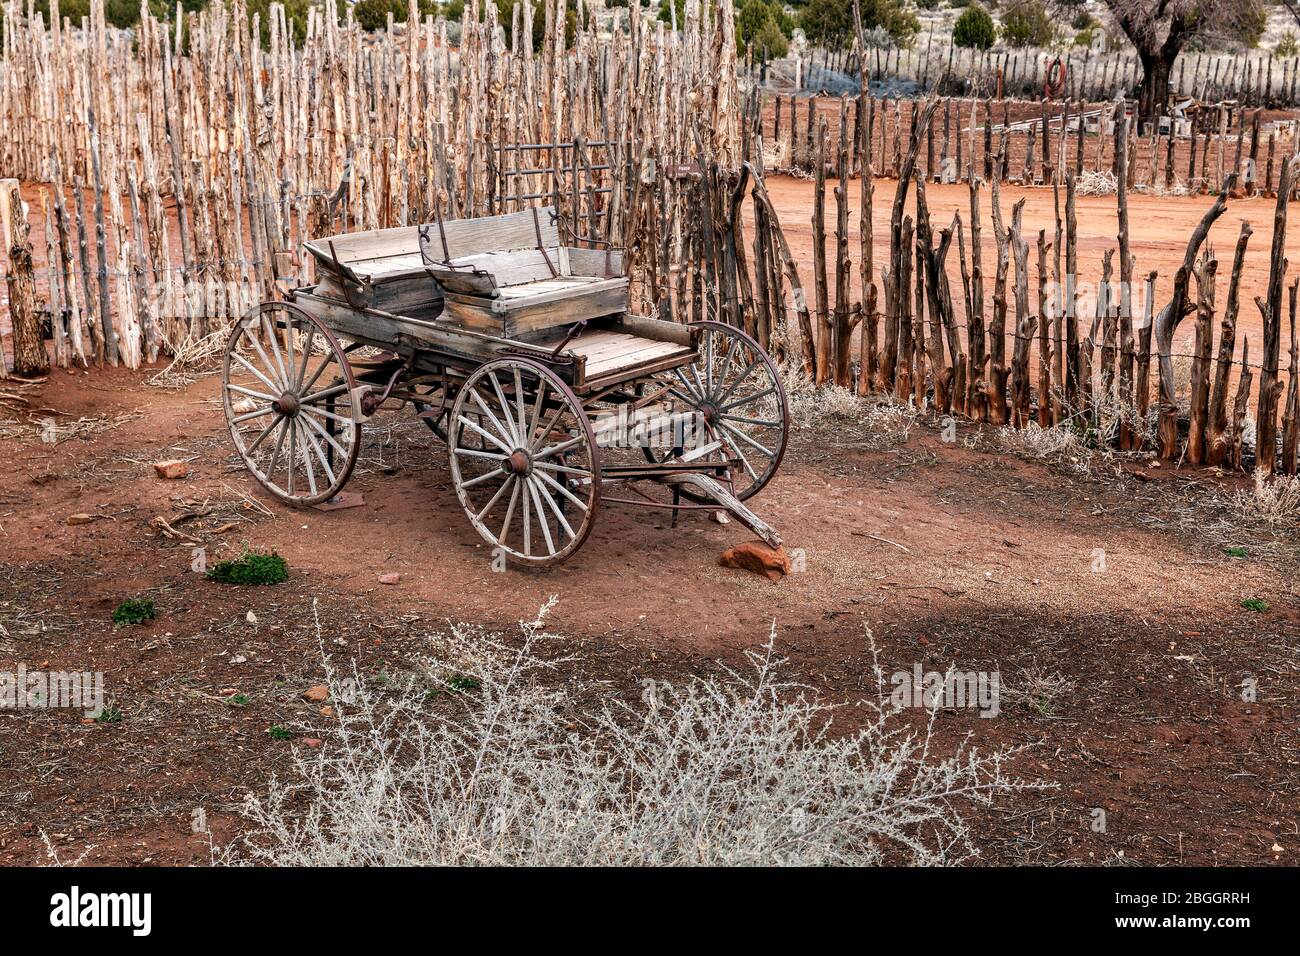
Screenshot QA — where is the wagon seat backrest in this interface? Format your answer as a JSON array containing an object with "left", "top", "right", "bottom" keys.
[{"left": 303, "top": 206, "right": 562, "bottom": 318}]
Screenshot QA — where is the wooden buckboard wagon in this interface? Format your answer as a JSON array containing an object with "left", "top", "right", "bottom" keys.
[{"left": 221, "top": 205, "right": 789, "bottom": 566}]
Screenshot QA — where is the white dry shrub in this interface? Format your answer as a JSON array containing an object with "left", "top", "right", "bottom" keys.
[
  {"left": 1231, "top": 472, "right": 1300, "bottom": 526},
  {"left": 227, "top": 603, "right": 1038, "bottom": 866},
  {"left": 1074, "top": 169, "right": 1118, "bottom": 196}
]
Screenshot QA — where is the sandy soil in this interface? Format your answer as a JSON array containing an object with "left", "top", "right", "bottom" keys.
[{"left": 1, "top": 365, "right": 1297, "bottom": 866}]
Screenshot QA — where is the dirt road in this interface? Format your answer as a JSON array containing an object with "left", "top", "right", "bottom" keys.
[{"left": 1, "top": 368, "right": 1297, "bottom": 865}]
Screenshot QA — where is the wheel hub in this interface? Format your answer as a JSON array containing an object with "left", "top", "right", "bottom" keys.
[
  {"left": 699, "top": 400, "right": 721, "bottom": 426},
  {"left": 273, "top": 392, "right": 300, "bottom": 417},
  {"left": 503, "top": 449, "right": 532, "bottom": 476}
]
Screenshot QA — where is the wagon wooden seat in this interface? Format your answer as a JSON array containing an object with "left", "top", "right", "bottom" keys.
[{"left": 303, "top": 206, "right": 627, "bottom": 333}]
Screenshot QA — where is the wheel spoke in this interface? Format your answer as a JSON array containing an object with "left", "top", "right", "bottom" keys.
[
  {"left": 721, "top": 385, "right": 776, "bottom": 412},
  {"left": 264, "top": 414, "right": 290, "bottom": 480},
  {"left": 299, "top": 402, "right": 356, "bottom": 426},
  {"left": 469, "top": 385, "right": 517, "bottom": 449},
  {"left": 300, "top": 382, "right": 350, "bottom": 406},
  {"left": 286, "top": 420, "right": 297, "bottom": 496},
  {"left": 498, "top": 477, "right": 522, "bottom": 544},
  {"left": 300, "top": 410, "right": 351, "bottom": 460},
  {"left": 297, "top": 423, "right": 319, "bottom": 497},
  {"left": 300, "top": 420, "right": 338, "bottom": 487},
  {"left": 535, "top": 467, "right": 589, "bottom": 512},
  {"left": 227, "top": 382, "right": 278, "bottom": 402},
  {"left": 233, "top": 404, "right": 276, "bottom": 425},
  {"left": 718, "top": 425, "right": 760, "bottom": 481},
  {"left": 720, "top": 419, "right": 774, "bottom": 458},
  {"left": 476, "top": 474, "right": 515, "bottom": 522},
  {"left": 231, "top": 351, "right": 285, "bottom": 396},
  {"left": 261, "top": 312, "right": 292, "bottom": 387},
  {"left": 461, "top": 466, "right": 506, "bottom": 489},
  {"left": 458, "top": 414, "right": 513, "bottom": 454},
  {"left": 526, "top": 478, "right": 557, "bottom": 555},
  {"left": 487, "top": 371, "right": 520, "bottom": 445},
  {"left": 245, "top": 412, "right": 285, "bottom": 457},
  {"left": 295, "top": 327, "right": 316, "bottom": 389},
  {"left": 531, "top": 460, "right": 592, "bottom": 477},
  {"left": 716, "top": 357, "right": 761, "bottom": 407},
  {"left": 535, "top": 435, "right": 583, "bottom": 460},
  {"left": 454, "top": 446, "right": 507, "bottom": 462},
  {"left": 721, "top": 412, "right": 782, "bottom": 428},
  {"left": 532, "top": 476, "right": 576, "bottom": 541},
  {"left": 242, "top": 321, "right": 288, "bottom": 391}
]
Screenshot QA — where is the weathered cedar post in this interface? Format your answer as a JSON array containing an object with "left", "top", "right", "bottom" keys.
[
  {"left": 0, "top": 180, "right": 49, "bottom": 376},
  {"left": 1254, "top": 156, "right": 1300, "bottom": 476}
]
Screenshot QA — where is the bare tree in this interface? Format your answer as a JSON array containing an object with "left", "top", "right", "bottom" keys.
[{"left": 1103, "top": 1, "right": 1266, "bottom": 123}]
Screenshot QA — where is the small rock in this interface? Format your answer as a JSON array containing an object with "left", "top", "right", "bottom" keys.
[
  {"left": 719, "top": 540, "right": 791, "bottom": 582},
  {"left": 319, "top": 706, "right": 335, "bottom": 718},
  {"left": 219, "top": 688, "right": 238, "bottom": 697},
  {"left": 303, "top": 685, "right": 329, "bottom": 703},
  {"left": 245, "top": 611, "right": 258, "bottom": 625},
  {"left": 378, "top": 572, "right": 401, "bottom": 585},
  {"left": 153, "top": 459, "right": 189, "bottom": 480},
  {"left": 303, "top": 738, "right": 323, "bottom": 749},
  {"left": 711, "top": 510, "right": 730, "bottom": 524},
  {"left": 65, "top": 513, "right": 96, "bottom": 525}
]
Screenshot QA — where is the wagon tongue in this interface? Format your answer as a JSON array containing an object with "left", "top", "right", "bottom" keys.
[{"left": 660, "top": 472, "right": 782, "bottom": 551}]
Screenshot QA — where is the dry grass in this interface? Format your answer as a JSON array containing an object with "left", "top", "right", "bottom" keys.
[
  {"left": 782, "top": 368, "right": 919, "bottom": 450},
  {"left": 225, "top": 607, "right": 1042, "bottom": 866},
  {"left": 1002, "top": 668, "right": 1077, "bottom": 718},
  {"left": 1230, "top": 472, "right": 1300, "bottom": 527},
  {"left": 147, "top": 330, "right": 229, "bottom": 390}
]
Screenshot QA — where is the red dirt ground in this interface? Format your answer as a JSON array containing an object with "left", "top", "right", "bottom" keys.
[{"left": 1, "top": 364, "right": 1297, "bottom": 865}]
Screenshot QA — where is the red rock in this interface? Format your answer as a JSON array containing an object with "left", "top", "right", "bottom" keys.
[
  {"left": 302, "top": 684, "right": 329, "bottom": 703},
  {"left": 378, "top": 572, "right": 401, "bottom": 585},
  {"left": 303, "top": 738, "right": 322, "bottom": 749},
  {"left": 153, "top": 460, "right": 189, "bottom": 480},
  {"left": 719, "top": 540, "right": 791, "bottom": 582}
]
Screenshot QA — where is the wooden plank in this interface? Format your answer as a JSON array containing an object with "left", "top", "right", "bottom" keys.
[
  {"left": 442, "top": 279, "right": 629, "bottom": 335},
  {"left": 307, "top": 206, "right": 561, "bottom": 270}
]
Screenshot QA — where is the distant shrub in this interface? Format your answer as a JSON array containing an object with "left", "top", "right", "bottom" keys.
[
  {"left": 1277, "top": 32, "right": 1300, "bottom": 59},
  {"left": 953, "top": 4, "right": 996, "bottom": 50},
  {"left": 1000, "top": 0, "right": 1054, "bottom": 48}
]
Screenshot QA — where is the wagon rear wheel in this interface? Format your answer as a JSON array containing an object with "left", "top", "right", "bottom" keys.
[
  {"left": 449, "top": 359, "right": 601, "bottom": 566},
  {"left": 222, "top": 301, "right": 361, "bottom": 506},
  {"left": 643, "top": 320, "right": 788, "bottom": 501}
]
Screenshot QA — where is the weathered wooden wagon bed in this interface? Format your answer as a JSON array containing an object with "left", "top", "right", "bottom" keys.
[{"left": 222, "top": 206, "right": 788, "bottom": 566}]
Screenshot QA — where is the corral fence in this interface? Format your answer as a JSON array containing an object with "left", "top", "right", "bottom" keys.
[{"left": 5, "top": 1, "right": 1300, "bottom": 479}]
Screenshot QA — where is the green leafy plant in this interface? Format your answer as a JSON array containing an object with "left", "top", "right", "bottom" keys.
[
  {"left": 207, "top": 550, "right": 289, "bottom": 586},
  {"left": 226, "top": 694, "right": 250, "bottom": 707},
  {"left": 112, "top": 597, "right": 155, "bottom": 627},
  {"left": 93, "top": 703, "right": 123, "bottom": 724},
  {"left": 953, "top": 5, "right": 996, "bottom": 50},
  {"left": 1277, "top": 32, "right": 1300, "bottom": 60},
  {"left": 268, "top": 725, "right": 294, "bottom": 741},
  {"left": 1240, "top": 598, "right": 1269, "bottom": 613},
  {"left": 1224, "top": 546, "right": 1248, "bottom": 559}
]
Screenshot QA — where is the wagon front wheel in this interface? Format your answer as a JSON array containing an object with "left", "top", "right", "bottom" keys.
[
  {"left": 448, "top": 359, "right": 601, "bottom": 566},
  {"left": 222, "top": 301, "right": 361, "bottom": 506}
]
